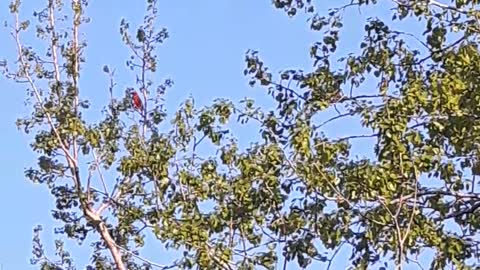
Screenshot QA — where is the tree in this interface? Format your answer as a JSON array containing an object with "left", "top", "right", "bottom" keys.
[{"left": 3, "top": 0, "right": 480, "bottom": 269}]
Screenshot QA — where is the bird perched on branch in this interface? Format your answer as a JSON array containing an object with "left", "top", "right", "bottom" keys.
[{"left": 131, "top": 91, "right": 143, "bottom": 112}]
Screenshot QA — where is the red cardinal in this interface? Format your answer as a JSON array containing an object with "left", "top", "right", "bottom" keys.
[{"left": 132, "top": 91, "right": 143, "bottom": 112}]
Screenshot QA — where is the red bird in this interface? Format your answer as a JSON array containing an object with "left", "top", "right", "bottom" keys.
[{"left": 132, "top": 91, "right": 143, "bottom": 112}]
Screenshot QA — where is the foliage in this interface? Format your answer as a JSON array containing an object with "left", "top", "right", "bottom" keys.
[{"left": 3, "top": 0, "right": 480, "bottom": 269}]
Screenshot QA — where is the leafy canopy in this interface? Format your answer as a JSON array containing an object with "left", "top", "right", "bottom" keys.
[{"left": 3, "top": 0, "right": 480, "bottom": 269}]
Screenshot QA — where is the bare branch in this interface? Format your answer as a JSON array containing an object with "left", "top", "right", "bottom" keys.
[
  {"left": 12, "top": 11, "right": 75, "bottom": 166},
  {"left": 92, "top": 149, "right": 109, "bottom": 196},
  {"left": 48, "top": 0, "right": 61, "bottom": 83}
]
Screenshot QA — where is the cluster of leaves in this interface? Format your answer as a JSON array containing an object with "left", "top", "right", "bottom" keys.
[
  {"left": 247, "top": 0, "right": 480, "bottom": 269},
  {"left": 5, "top": 0, "right": 480, "bottom": 269}
]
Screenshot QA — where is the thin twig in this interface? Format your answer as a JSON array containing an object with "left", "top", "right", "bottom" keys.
[
  {"left": 86, "top": 166, "right": 94, "bottom": 201},
  {"left": 326, "top": 241, "right": 345, "bottom": 270},
  {"left": 402, "top": 164, "right": 419, "bottom": 247},
  {"left": 72, "top": 0, "right": 80, "bottom": 163},
  {"left": 115, "top": 243, "right": 176, "bottom": 269},
  {"left": 92, "top": 149, "right": 109, "bottom": 196}
]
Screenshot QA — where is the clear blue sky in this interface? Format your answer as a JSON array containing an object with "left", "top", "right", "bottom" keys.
[{"left": 0, "top": 1, "right": 428, "bottom": 269}]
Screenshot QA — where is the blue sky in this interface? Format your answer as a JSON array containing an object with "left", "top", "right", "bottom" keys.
[{"left": 0, "top": 1, "right": 430, "bottom": 269}]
